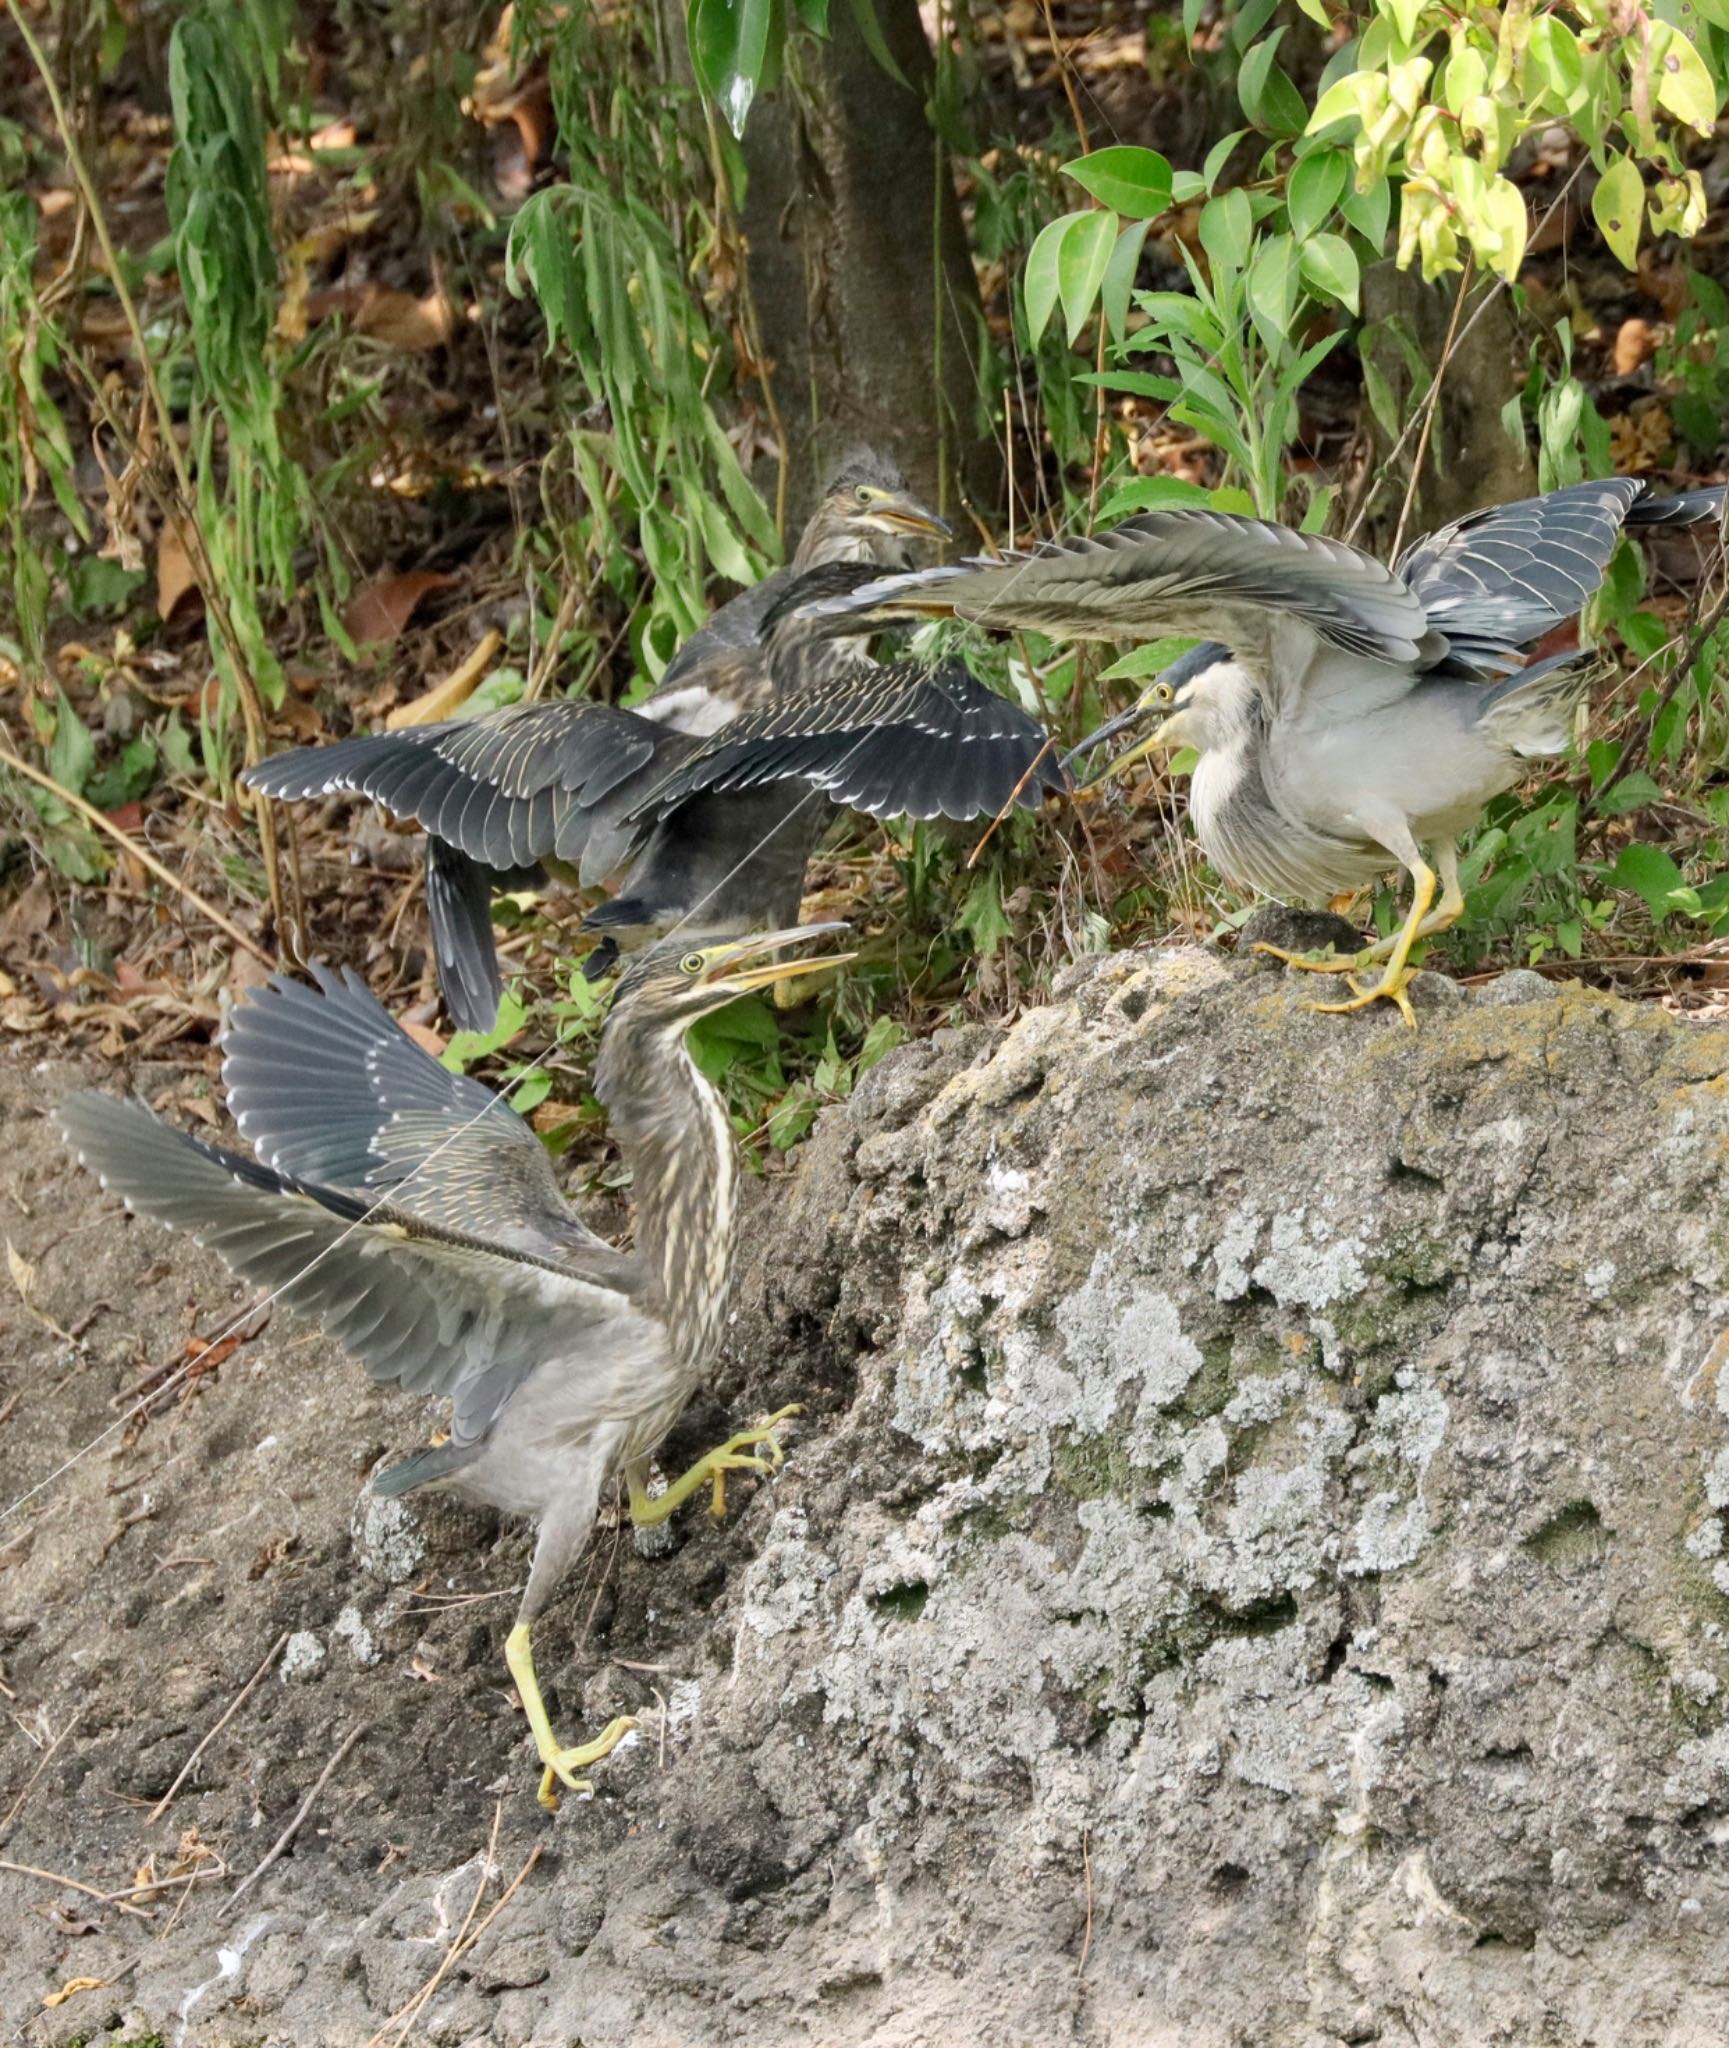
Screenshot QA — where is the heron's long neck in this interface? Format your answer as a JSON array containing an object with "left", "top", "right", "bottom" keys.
[{"left": 596, "top": 1030, "right": 738, "bottom": 1370}]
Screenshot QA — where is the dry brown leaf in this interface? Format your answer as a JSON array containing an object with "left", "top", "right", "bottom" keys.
[
  {"left": 386, "top": 629, "right": 503, "bottom": 729},
  {"left": 43, "top": 1977, "right": 107, "bottom": 2010},
  {"left": 305, "top": 282, "right": 458, "bottom": 350},
  {"left": 156, "top": 518, "right": 201, "bottom": 623},
  {"left": 1613, "top": 317, "right": 1656, "bottom": 376},
  {"left": 400, "top": 1018, "right": 448, "bottom": 1058},
  {"left": 342, "top": 570, "right": 458, "bottom": 648}
]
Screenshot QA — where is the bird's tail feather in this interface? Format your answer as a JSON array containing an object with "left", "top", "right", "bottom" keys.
[
  {"left": 370, "top": 1445, "right": 476, "bottom": 1496},
  {"left": 1475, "top": 649, "right": 1598, "bottom": 757}
]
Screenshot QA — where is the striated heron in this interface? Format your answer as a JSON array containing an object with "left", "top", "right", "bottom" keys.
[
  {"left": 246, "top": 454, "right": 957, "bottom": 1031},
  {"left": 59, "top": 927, "right": 853, "bottom": 1807},
  {"left": 801, "top": 477, "right": 1727, "bottom": 1025}
]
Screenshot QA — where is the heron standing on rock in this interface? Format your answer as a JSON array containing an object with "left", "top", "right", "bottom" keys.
[
  {"left": 59, "top": 928, "right": 853, "bottom": 1807},
  {"left": 801, "top": 478, "right": 1727, "bottom": 1025}
]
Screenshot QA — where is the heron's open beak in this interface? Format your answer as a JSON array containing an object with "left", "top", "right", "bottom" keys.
[
  {"left": 703, "top": 923, "right": 857, "bottom": 996},
  {"left": 1060, "top": 697, "right": 1178, "bottom": 788},
  {"left": 857, "top": 488, "right": 951, "bottom": 542}
]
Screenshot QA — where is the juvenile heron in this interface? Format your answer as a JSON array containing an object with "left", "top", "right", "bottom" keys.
[
  {"left": 247, "top": 455, "right": 956, "bottom": 1031},
  {"left": 804, "top": 478, "right": 1727, "bottom": 1024},
  {"left": 59, "top": 927, "right": 853, "bottom": 1807}
]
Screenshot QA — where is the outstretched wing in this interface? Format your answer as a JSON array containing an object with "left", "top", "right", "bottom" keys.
[
  {"left": 630, "top": 660, "right": 1067, "bottom": 824},
  {"left": 220, "top": 964, "right": 633, "bottom": 1281},
  {"left": 1397, "top": 478, "right": 1728, "bottom": 676},
  {"left": 797, "top": 511, "right": 1440, "bottom": 676},
  {"left": 58, "top": 1094, "right": 653, "bottom": 1458},
  {"left": 244, "top": 699, "right": 683, "bottom": 871}
]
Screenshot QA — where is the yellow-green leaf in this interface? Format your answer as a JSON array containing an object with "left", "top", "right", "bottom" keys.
[
  {"left": 1592, "top": 155, "right": 1644, "bottom": 268},
  {"left": 1654, "top": 24, "right": 1719, "bottom": 132},
  {"left": 1479, "top": 175, "right": 1528, "bottom": 281}
]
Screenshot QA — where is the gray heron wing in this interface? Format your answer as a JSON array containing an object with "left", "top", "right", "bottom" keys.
[
  {"left": 220, "top": 964, "right": 630, "bottom": 1280},
  {"left": 626, "top": 659, "right": 1067, "bottom": 824},
  {"left": 58, "top": 1094, "right": 654, "bottom": 1453},
  {"left": 244, "top": 699, "right": 684, "bottom": 870}
]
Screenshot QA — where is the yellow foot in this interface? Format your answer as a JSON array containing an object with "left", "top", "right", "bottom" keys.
[
  {"left": 1306, "top": 967, "right": 1419, "bottom": 1030},
  {"left": 535, "top": 1713, "right": 637, "bottom": 1812},
  {"left": 1252, "top": 941, "right": 1364, "bottom": 976},
  {"left": 630, "top": 1404, "right": 805, "bottom": 1528}
]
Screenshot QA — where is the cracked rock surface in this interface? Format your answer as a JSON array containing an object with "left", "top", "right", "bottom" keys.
[{"left": 3, "top": 951, "right": 1728, "bottom": 2046}]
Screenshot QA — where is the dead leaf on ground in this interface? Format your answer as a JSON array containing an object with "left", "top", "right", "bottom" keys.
[
  {"left": 342, "top": 570, "right": 458, "bottom": 648},
  {"left": 304, "top": 282, "right": 459, "bottom": 350},
  {"left": 400, "top": 1018, "right": 447, "bottom": 1058},
  {"left": 156, "top": 518, "right": 201, "bottom": 623},
  {"left": 386, "top": 629, "right": 503, "bottom": 728},
  {"left": 1613, "top": 317, "right": 1656, "bottom": 376}
]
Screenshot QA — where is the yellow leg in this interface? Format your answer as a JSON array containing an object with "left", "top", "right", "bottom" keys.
[
  {"left": 1307, "top": 859, "right": 1438, "bottom": 1029},
  {"left": 1351, "top": 841, "right": 1463, "bottom": 964},
  {"left": 504, "top": 1622, "right": 636, "bottom": 1811},
  {"left": 629, "top": 1405, "right": 803, "bottom": 1528}
]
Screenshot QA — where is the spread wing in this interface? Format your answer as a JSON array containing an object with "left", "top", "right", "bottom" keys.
[
  {"left": 1397, "top": 478, "right": 1728, "bottom": 676},
  {"left": 798, "top": 511, "right": 1440, "bottom": 682},
  {"left": 219, "top": 964, "right": 630, "bottom": 1278},
  {"left": 58, "top": 1093, "right": 654, "bottom": 1458},
  {"left": 630, "top": 660, "right": 1067, "bottom": 824},
  {"left": 244, "top": 699, "right": 685, "bottom": 871}
]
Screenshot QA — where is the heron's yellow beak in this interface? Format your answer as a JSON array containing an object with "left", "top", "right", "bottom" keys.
[
  {"left": 701, "top": 923, "right": 857, "bottom": 996},
  {"left": 855, "top": 487, "right": 951, "bottom": 541}
]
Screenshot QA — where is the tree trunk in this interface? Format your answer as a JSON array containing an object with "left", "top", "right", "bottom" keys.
[{"left": 738, "top": 0, "right": 999, "bottom": 532}]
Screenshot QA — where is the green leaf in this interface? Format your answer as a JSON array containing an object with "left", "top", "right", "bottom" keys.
[
  {"left": 1595, "top": 771, "right": 1663, "bottom": 816},
  {"left": 1245, "top": 234, "right": 1300, "bottom": 349},
  {"left": 689, "top": 482, "right": 757, "bottom": 583},
  {"left": 1612, "top": 841, "right": 1688, "bottom": 917},
  {"left": 66, "top": 557, "right": 146, "bottom": 620},
  {"left": 1339, "top": 178, "right": 1391, "bottom": 248},
  {"left": 1654, "top": 24, "right": 1719, "bottom": 132},
  {"left": 792, "top": 0, "right": 829, "bottom": 30},
  {"left": 1237, "top": 29, "right": 1308, "bottom": 136},
  {"left": 509, "top": 1071, "right": 554, "bottom": 1115},
  {"left": 1062, "top": 145, "right": 1173, "bottom": 219},
  {"left": 1098, "top": 633, "right": 1202, "bottom": 680},
  {"left": 1592, "top": 155, "right": 1644, "bottom": 269},
  {"left": 1058, "top": 209, "right": 1116, "bottom": 344},
  {"left": 442, "top": 994, "right": 528, "bottom": 1071},
  {"left": 1023, "top": 212, "right": 1078, "bottom": 344},
  {"left": 856, "top": 1014, "right": 908, "bottom": 1074},
  {"left": 85, "top": 734, "right": 158, "bottom": 811},
  {"left": 1100, "top": 219, "right": 1151, "bottom": 343},
  {"left": 1287, "top": 149, "right": 1349, "bottom": 239},
  {"left": 1096, "top": 477, "right": 1213, "bottom": 523},
  {"left": 1299, "top": 231, "right": 1360, "bottom": 311},
  {"left": 1202, "top": 129, "right": 1249, "bottom": 194},
  {"left": 47, "top": 686, "right": 96, "bottom": 797},
  {"left": 843, "top": 0, "right": 909, "bottom": 89},
  {"left": 1199, "top": 187, "right": 1252, "bottom": 272},
  {"left": 687, "top": 0, "right": 776, "bottom": 137}
]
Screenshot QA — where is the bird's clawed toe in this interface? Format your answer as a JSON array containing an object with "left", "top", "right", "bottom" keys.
[{"left": 535, "top": 1714, "right": 638, "bottom": 1811}]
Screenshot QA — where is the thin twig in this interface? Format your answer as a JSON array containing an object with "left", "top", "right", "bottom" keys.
[
  {"left": 367, "top": 1809, "right": 547, "bottom": 2048},
  {"left": 0, "top": 731, "right": 272, "bottom": 965},
  {"left": 966, "top": 735, "right": 1061, "bottom": 868},
  {"left": 0, "top": 1707, "right": 81, "bottom": 1840},
  {"left": 148, "top": 1631, "right": 290, "bottom": 1824},
  {"left": 1389, "top": 254, "right": 1474, "bottom": 565},
  {"left": 224, "top": 1723, "right": 366, "bottom": 1915}
]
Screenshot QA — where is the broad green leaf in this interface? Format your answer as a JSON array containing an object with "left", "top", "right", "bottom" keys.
[
  {"left": 1654, "top": 24, "right": 1719, "bottom": 131},
  {"left": 1595, "top": 772, "right": 1663, "bottom": 816},
  {"left": 792, "top": 0, "right": 829, "bottom": 30},
  {"left": 1340, "top": 177, "right": 1391, "bottom": 247},
  {"left": 1062, "top": 145, "right": 1173, "bottom": 219},
  {"left": 1478, "top": 176, "right": 1529, "bottom": 281},
  {"left": 1095, "top": 478, "right": 1213, "bottom": 524},
  {"left": 1169, "top": 170, "right": 1207, "bottom": 204},
  {"left": 690, "top": 483, "right": 757, "bottom": 583},
  {"left": 442, "top": 993, "right": 528, "bottom": 1070},
  {"left": 1100, "top": 219, "right": 1151, "bottom": 342},
  {"left": 1287, "top": 149, "right": 1349, "bottom": 238},
  {"left": 1308, "top": 71, "right": 1372, "bottom": 134},
  {"left": 1238, "top": 29, "right": 1308, "bottom": 136},
  {"left": 1202, "top": 129, "right": 1249, "bottom": 193},
  {"left": 1526, "top": 16, "right": 1584, "bottom": 108},
  {"left": 1058, "top": 209, "right": 1116, "bottom": 343},
  {"left": 1231, "top": 0, "right": 1280, "bottom": 49},
  {"left": 47, "top": 686, "right": 96, "bottom": 797},
  {"left": 1612, "top": 841, "right": 1690, "bottom": 918},
  {"left": 687, "top": 0, "right": 775, "bottom": 136},
  {"left": 1298, "top": 231, "right": 1359, "bottom": 310},
  {"left": 1098, "top": 635, "right": 1202, "bottom": 681},
  {"left": 1023, "top": 212, "right": 1078, "bottom": 344},
  {"left": 1592, "top": 155, "right": 1644, "bottom": 268},
  {"left": 1199, "top": 187, "right": 1252, "bottom": 272},
  {"left": 1245, "top": 234, "right": 1300, "bottom": 349}
]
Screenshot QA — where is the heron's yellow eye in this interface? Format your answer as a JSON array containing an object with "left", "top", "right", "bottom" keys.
[
  {"left": 855, "top": 485, "right": 874, "bottom": 505},
  {"left": 1152, "top": 683, "right": 1173, "bottom": 705},
  {"left": 680, "top": 951, "right": 705, "bottom": 975}
]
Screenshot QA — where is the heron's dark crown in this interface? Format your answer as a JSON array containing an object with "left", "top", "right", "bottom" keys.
[
  {"left": 821, "top": 448, "right": 910, "bottom": 500},
  {"left": 1159, "top": 639, "right": 1234, "bottom": 706}
]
